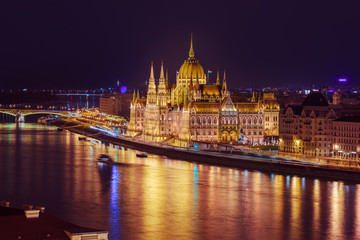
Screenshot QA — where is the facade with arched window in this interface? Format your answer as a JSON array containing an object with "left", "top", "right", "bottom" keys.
[{"left": 127, "top": 37, "right": 280, "bottom": 146}]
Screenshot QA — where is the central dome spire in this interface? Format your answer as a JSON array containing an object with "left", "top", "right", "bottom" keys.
[
  {"left": 189, "top": 33, "right": 195, "bottom": 58},
  {"left": 177, "top": 34, "right": 206, "bottom": 83}
]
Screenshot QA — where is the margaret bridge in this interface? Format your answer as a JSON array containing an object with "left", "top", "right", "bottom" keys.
[{"left": 0, "top": 109, "right": 75, "bottom": 122}]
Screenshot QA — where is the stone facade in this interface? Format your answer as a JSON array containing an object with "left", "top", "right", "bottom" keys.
[
  {"left": 332, "top": 116, "right": 360, "bottom": 160},
  {"left": 279, "top": 91, "right": 360, "bottom": 160},
  {"left": 127, "top": 37, "right": 279, "bottom": 146}
]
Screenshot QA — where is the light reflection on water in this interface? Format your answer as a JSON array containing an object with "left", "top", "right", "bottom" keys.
[{"left": 0, "top": 123, "right": 360, "bottom": 240}]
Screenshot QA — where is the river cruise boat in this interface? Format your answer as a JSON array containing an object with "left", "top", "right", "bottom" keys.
[
  {"left": 97, "top": 154, "right": 114, "bottom": 163},
  {"left": 136, "top": 152, "right": 148, "bottom": 158}
]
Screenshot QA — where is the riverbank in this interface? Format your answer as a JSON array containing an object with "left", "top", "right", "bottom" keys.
[{"left": 54, "top": 119, "right": 360, "bottom": 183}]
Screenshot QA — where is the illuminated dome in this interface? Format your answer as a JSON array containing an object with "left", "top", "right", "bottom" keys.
[
  {"left": 178, "top": 58, "right": 206, "bottom": 79},
  {"left": 178, "top": 35, "right": 206, "bottom": 80}
]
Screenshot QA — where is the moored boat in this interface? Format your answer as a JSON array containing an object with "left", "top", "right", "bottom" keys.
[
  {"left": 97, "top": 154, "right": 114, "bottom": 163},
  {"left": 136, "top": 152, "right": 148, "bottom": 158}
]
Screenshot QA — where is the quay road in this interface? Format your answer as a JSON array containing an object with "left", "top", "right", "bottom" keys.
[{"left": 54, "top": 118, "right": 360, "bottom": 183}]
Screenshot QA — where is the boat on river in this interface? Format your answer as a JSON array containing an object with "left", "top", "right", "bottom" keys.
[
  {"left": 97, "top": 154, "right": 114, "bottom": 163},
  {"left": 136, "top": 152, "right": 148, "bottom": 158},
  {"left": 97, "top": 154, "right": 126, "bottom": 166}
]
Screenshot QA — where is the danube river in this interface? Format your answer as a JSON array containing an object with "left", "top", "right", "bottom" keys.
[{"left": 1, "top": 123, "right": 360, "bottom": 240}]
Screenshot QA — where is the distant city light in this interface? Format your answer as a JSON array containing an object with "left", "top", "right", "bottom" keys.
[
  {"left": 120, "top": 86, "right": 127, "bottom": 94},
  {"left": 23, "top": 89, "right": 27, "bottom": 91},
  {"left": 338, "top": 78, "right": 347, "bottom": 82}
]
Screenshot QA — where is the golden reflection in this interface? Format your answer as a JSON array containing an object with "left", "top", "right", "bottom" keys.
[
  {"left": 250, "top": 171, "right": 263, "bottom": 239},
  {"left": 5, "top": 123, "right": 360, "bottom": 239},
  {"left": 313, "top": 179, "right": 320, "bottom": 240},
  {"left": 355, "top": 185, "right": 360, "bottom": 240},
  {"left": 328, "top": 182, "right": 344, "bottom": 238},
  {"left": 273, "top": 175, "right": 284, "bottom": 239},
  {"left": 289, "top": 176, "right": 302, "bottom": 239},
  {"left": 140, "top": 158, "right": 195, "bottom": 239}
]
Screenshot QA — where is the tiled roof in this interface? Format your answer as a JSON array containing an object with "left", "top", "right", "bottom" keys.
[{"left": 302, "top": 92, "right": 329, "bottom": 106}]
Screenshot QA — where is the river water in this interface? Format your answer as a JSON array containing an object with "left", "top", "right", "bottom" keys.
[{"left": 0, "top": 123, "right": 360, "bottom": 240}]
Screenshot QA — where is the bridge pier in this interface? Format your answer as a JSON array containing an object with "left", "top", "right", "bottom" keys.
[{"left": 16, "top": 111, "right": 24, "bottom": 123}]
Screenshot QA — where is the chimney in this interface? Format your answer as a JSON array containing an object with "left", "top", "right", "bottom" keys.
[
  {"left": 22, "top": 204, "right": 33, "bottom": 210},
  {"left": 34, "top": 206, "right": 45, "bottom": 213},
  {"left": 0, "top": 201, "right": 10, "bottom": 207},
  {"left": 24, "top": 210, "right": 40, "bottom": 219}
]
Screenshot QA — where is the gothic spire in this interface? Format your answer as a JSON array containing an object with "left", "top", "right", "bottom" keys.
[
  {"left": 222, "top": 70, "right": 228, "bottom": 96},
  {"left": 132, "top": 89, "right": 136, "bottom": 103},
  {"left": 189, "top": 33, "right": 195, "bottom": 58},
  {"left": 149, "top": 61, "right": 155, "bottom": 82},
  {"left": 160, "top": 61, "right": 165, "bottom": 81},
  {"left": 216, "top": 69, "right": 220, "bottom": 85}
]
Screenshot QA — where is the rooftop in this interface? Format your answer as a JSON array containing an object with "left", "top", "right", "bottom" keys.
[
  {"left": 0, "top": 205, "right": 108, "bottom": 240},
  {"left": 334, "top": 115, "right": 360, "bottom": 123},
  {"left": 302, "top": 92, "right": 329, "bottom": 106}
]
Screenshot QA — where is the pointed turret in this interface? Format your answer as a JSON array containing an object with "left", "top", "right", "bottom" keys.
[
  {"left": 147, "top": 62, "right": 157, "bottom": 104},
  {"left": 137, "top": 89, "right": 140, "bottom": 99},
  {"left": 216, "top": 69, "right": 220, "bottom": 85},
  {"left": 132, "top": 89, "right": 136, "bottom": 104},
  {"left": 150, "top": 61, "right": 155, "bottom": 82},
  {"left": 157, "top": 61, "right": 167, "bottom": 107},
  {"left": 189, "top": 33, "right": 195, "bottom": 58},
  {"left": 251, "top": 90, "right": 256, "bottom": 102},
  {"left": 160, "top": 61, "right": 165, "bottom": 81},
  {"left": 222, "top": 70, "right": 228, "bottom": 97}
]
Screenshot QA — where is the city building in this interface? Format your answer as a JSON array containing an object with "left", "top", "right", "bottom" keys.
[
  {"left": 0, "top": 202, "right": 108, "bottom": 240},
  {"left": 332, "top": 116, "right": 360, "bottom": 161},
  {"left": 236, "top": 91, "right": 279, "bottom": 144},
  {"left": 100, "top": 92, "right": 132, "bottom": 118},
  {"left": 127, "top": 36, "right": 279, "bottom": 146},
  {"left": 279, "top": 91, "right": 360, "bottom": 160}
]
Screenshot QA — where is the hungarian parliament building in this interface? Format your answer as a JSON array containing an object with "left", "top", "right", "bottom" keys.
[{"left": 127, "top": 37, "right": 279, "bottom": 147}]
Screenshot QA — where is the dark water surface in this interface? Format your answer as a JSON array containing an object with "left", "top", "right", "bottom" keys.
[{"left": 1, "top": 123, "right": 360, "bottom": 240}]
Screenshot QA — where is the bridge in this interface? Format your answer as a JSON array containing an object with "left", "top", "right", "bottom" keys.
[
  {"left": 0, "top": 109, "right": 74, "bottom": 122},
  {"left": 55, "top": 93, "right": 103, "bottom": 96}
]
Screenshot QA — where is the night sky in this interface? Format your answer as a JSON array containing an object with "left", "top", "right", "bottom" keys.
[{"left": 1, "top": 0, "right": 359, "bottom": 89}]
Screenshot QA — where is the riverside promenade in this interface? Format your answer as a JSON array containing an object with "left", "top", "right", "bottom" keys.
[{"left": 55, "top": 119, "right": 360, "bottom": 183}]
